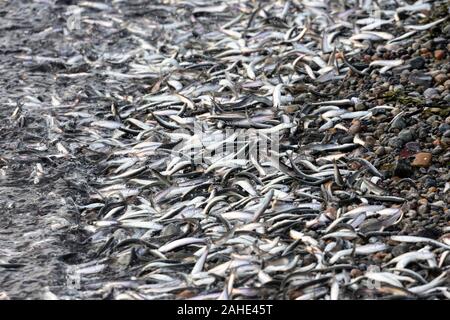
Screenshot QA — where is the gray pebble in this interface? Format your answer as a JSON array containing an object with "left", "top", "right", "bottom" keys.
[
  {"left": 423, "top": 40, "right": 433, "bottom": 50},
  {"left": 388, "top": 137, "right": 404, "bottom": 148},
  {"left": 409, "top": 72, "right": 432, "bottom": 88},
  {"left": 408, "top": 56, "right": 425, "bottom": 69},
  {"left": 390, "top": 116, "right": 406, "bottom": 130},
  {"left": 375, "top": 146, "right": 385, "bottom": 156},
  {"left": 423, "top": 88, "right": 438, "bottom": 100},
  {"left": 439, "top": 123, "right": 450, "bottom": 133},
  {"left": 443, "top": 24, "right": 450, "bottom": 37},
  {"left": 398, "top": 129, "right": 414, "bottom": 142},
  {"left": 391, "top": 243, "right": 409, "bottom": 257},
  {"left": 417, "top": 204, "right": 428, "bottom": 216},
  {"left": 354, "top": 103, "right": 366, "bottom": 111}
]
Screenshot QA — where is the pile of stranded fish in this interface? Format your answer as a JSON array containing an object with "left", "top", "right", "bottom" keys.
[{"left": 33, "top": 1, "right": 449, "bottom": 299}]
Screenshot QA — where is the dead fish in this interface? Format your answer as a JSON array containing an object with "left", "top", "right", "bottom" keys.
[
  {"left": 191, "top": 246, "right": 209, "bottom": 275},
  {"left": 386, "top": 251, "right": 436, "bottom": 269},
  {"left": 404, "top": 18, "right": 446, "bottom": 31},
  {"left": 252, "top": 189, "right": 274, "bottom": 222},
  {"left": 159, "top": 238, "right": 206, "bottom": 253},
  {"left": 351, "top": 31, "right": 394, "bottom": 41},
  {"left": 369, "top": 60, "right": 404, "bottom": 73},
  {"left": 396, "top": 3, "right": 431, "bottom": 13},
  {"left": 329, "top": 243, "right": 388, "bottom": 264},
  {"left": 300, "top": 143, "right": 358, "bottom": 152},
  {"left": 390, "top": 236, "right": 450, "bottom": 250}
]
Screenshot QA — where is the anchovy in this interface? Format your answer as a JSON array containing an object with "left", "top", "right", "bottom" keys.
[
  {"left": 252, "top": 189, "right": 274, "bottom": 222},
  {"left": 159, "top": 238, "right": 206, "bottom": 253},
  {"left": 404, "top": 18, "right": 446, "bottom": 31},
  {"left": 390, "top": 236, "right": 450, "bottom": 250}
]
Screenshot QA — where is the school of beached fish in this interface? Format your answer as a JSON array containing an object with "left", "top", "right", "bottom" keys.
[{"left": 9, "top": 0, "right": 448, "bottom": 299}]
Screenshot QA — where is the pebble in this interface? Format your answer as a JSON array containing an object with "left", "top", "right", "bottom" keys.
[
  {"left": 398, "top": 129, "right": 414, "bottom": 142},
  {"left": 394, "top": 159, "right": 413, "bottom": 177},
  {"left": 416, "top": 227, "right": 441, "bottom": 239},
  {"left": 409, "top": 72, "right": 432, "bottom": 88},
  {"left": 439, "top": 123, "right": 450, "bottom": 133},
  {"left": 354, "top": 103, "right": 366, "bottom": 111},
  {"left": 412, "top": 152, "right": 432, "bottom": 167},
  {"left": 442, "top": 136, "right": 450, "bottom": 146},
  {"left": 408, "top": 56, "right": 425, "bottom": 69},
  {"left": 444, "top": 80, "right": 450, "bottom": 91},
  {"left": 348, "top": 119, "right": 361, "bottom": 135},
  {"left": 383, "top": 253, "right": 393, "bottom": 262},
  {"left": 350, "top": 268, "right": 363, "bottom": 278},
  {"left": 434, "top": 73, "right": 448, "bottom": 85},
  {"left": 405, "top": 141, "right": 420, "bottom": 152},
  {"left": 434, "top": 50, "right": 445, "bottom": 60},
  {"left": 375, "top": 146, "right": 385, "bottom": 156},
  {"left": 426, "top": 115, "right": 440, "bottom": 124},
  {"left": 423, "top": 177, "right": 436, "bottom": 188},
  {"left": 359, "top": 218, "right": 382, "bottom": 233},
  {"left": 391, "top": 243, "right": 410, "bottom": 257},
  {"left": 423, "top": 41, "right": 433, "bottom": 50},
  {"left": 430, "top": 200, "right": 446, "bottom": 208},
  {"left": 417, "top": 204, "right": 428, "bottom": 216},
  {"left": 419, "top": 48, "right": 430, "bottom": 56},
  {"left": 390, "top": 116, "right": 406, "bottom": 130},
  {"left": 444, "top": 25, "right": 450, "bottom": 37},
  {"left": 432, "top": 145, "right": 443, "bottom": 154},
  {"left": 418, "top": 198, "right": 428, "bottom": 206},
  {"left": 388, "top": 137, "right": 404, "bottom": 148},
  {"left": 406, "top": 210, "right": 417, "bottom": 219},
  {"left": 423, "top": 88, "right": 438, "bottom": 100},
  {"left": 365, "top": 135, "right": 376, "bottom": 147}
]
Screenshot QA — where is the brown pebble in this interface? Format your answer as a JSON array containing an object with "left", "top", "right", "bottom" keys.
[
  {"left": 444, "top": 80, "right": 450, "bottom": 91},
  {"left": 289, "top": 290, "right": 304, "bottom": 300},
  {"left": 418, "top": 198, "right": 428, "bottom": 205},
  {"left": 434, "top": 50, "right": 445, "bottom": 60},
  {"left": 363, "top": 55, "right": 371, "bottom": 63},
  {"left": 375, "top": 146, "right": 386, "bottom": 156},
  {"left": 387, "top": 239, "right": 398, "bottom": 246},
  {"left": 177, "top": 290, "right": 196, "bottom": 299},
  {"left": 350, "top": 269, "right": 362, "bottom": 278},
  {"left": 365, "top": 136, "right": 376, "bottom": 147},
  {"left": 411, "top": 152, "right": 432, "bottom": 167},
  {"left": 383, "top": 253, "right": 393, "bottom": 262},
  {"left": 349, "top": 161, "right": 362, "bottom": 170},
  {"left": 372, "top": 252, "right": 387, "bottom": 262},
  {"left": 284, "top": 105, "right": 298, "bottom": 113},
  {"left": 348, "top": 119, "right": 361, "bottom": 135},
  {"left": 434, "top": 73, "right": 448, "bottom": 84}
]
